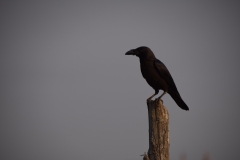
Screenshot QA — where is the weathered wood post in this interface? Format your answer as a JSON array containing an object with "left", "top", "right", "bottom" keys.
[{"left": 143, "top": 99, "right": 170, "bottom": 160}]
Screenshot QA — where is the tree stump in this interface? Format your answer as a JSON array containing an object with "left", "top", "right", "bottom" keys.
[{"left": 144, "top": 99, "right": 170, "bottom": 160}]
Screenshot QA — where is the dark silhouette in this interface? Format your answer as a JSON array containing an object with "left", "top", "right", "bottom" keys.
[{"left": 125, "top": 46, "right": 189, "bottom": 110}]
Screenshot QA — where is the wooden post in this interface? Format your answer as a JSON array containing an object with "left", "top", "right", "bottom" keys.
[{"left": 144, "top": 99, "right": 170, "bottom": 160}]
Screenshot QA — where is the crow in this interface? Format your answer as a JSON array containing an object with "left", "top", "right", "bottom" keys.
[{"left": 125, "top": 46, "right": 189, "bottom": 111}]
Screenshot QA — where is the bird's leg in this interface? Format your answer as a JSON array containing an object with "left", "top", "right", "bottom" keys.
[
  {"left": 147, "top": 93, "right": 157, "bottom": 102},
  {"left": 147, "top": 90, "right": 159, "bottom": 103},
  {"left": 157, "top": 91, "right": 167, "bottom": 102}
]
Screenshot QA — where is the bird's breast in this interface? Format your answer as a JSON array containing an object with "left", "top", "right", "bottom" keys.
[{"left": 140, "top": 61, "right": 167, "bottom": 90}]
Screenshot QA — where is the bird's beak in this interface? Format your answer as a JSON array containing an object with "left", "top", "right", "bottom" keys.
[{"left": 125, "top": 49, "right": 135, "bottom": 55}]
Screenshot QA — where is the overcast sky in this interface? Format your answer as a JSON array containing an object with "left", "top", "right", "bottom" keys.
[{"left": 1, "top": 1, "right": 240, "bottom": 160}]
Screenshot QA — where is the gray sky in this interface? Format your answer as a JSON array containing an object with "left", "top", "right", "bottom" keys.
[{"left": 1, "top": 1, "right": 240, "bottom": 160}]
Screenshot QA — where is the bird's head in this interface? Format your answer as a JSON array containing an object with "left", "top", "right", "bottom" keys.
[{"left": 125, "top": 46, "right": 155, "bottom": 59}]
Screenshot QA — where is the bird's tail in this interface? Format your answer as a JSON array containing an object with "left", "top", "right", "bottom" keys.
[{"left": 169, "top": 90, "right": 189, "bottom": 111}]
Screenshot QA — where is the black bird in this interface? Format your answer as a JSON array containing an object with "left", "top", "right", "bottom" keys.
[{"left": 125, "top": 46, "right": 189, "bottom": 111}]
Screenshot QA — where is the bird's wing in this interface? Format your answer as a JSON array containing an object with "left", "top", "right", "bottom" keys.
[{"left": 154, "top": 59, "right": 179, "bottom": 94}]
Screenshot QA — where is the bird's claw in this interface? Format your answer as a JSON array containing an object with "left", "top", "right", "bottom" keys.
[
  {"left": 157, "top": 97, "right": 163, "bottom": 103},
  {"left": 147, "top": 98, "right": 152, "bottom": 104}
]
